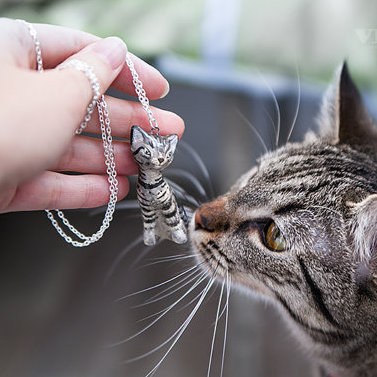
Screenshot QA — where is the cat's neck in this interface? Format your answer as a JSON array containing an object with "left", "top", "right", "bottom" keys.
[{"left": 138, "top": 168, "right": 162, "bottom": 182}]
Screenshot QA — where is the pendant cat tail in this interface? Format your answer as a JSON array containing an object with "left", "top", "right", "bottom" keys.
[{"left": 130, "top": 126, "right": 188, "bottom": 246}]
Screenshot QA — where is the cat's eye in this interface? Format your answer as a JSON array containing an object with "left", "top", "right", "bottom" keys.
[
  {"left": 263, "top": 220, "right": 286, "bottom": 251},
  {"left": 143, "top": 148, "right": 151, "bottom": 157}
]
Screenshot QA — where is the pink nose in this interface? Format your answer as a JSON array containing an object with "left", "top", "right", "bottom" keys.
[{"left": 158, "top": 158, "right": 164, "bottom": 163}]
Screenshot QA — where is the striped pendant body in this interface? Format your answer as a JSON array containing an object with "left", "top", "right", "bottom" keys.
[{"left": 130, "top": 125, "right": 188, "bottom": 245}]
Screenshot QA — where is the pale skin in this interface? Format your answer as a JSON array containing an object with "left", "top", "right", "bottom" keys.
[{"left": 0, "top": 18, "right": 184, "bottom": 213}]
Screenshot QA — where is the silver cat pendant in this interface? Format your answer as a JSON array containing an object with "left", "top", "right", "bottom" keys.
[{"left": 130, "top": 126, "right": 188, "bottom": 246}]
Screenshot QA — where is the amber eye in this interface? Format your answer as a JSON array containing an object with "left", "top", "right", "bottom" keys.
[{"left": 263, "top": 220, "right": 286, "bottom": 251}]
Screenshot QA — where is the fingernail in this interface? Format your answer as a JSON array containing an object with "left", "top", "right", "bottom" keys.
[
  {"left": 92, "top": 37, "right": 127, "bottom": 70},
  {"left": 160, "top": 80, "right": 170, "bottom": 98}
]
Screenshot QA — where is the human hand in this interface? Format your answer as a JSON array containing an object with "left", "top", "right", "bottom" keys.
[{"left": 0, "top": 18, "right": 184, "bottom": 213}]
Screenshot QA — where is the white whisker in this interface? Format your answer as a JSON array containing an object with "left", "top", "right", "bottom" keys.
[
  {"left": 262, "top": 107, "right": 277, "bottom": 148},
  {"left": 136, "top": 271, "right": 207, "bottom": 323},
  {"left": 179, "top": 140, "right": 215, "bottom": 199},
  {"left": 128, "top": 245, "right": 158, "bottom": 271},
  {"left": 258, "top": 72, "right": 281, "bottom": 147},
  {"left": 115, "top": 264, "right": 200, "bottom": 302},
  {"left": 166, "top": 179, "right": 202, "bottom": 208},
  {"left": 104, "top": 235, "right": 144, "bottom": 284},
  {"left": 125, "top": 275, "right": 215, "bottom": 364},
  {"left": 107, "top": 272, "right": 209, "bottom": 347},
  {"left": 132, "top": 269, "right": 205, "bottom": 308},
  {"left": 144, "top": 276, "right": 216, "bottom": 377},
  {"left": 140, "top": 254, "right": 199, "bottom": 268},
  {"left": 207, "top": 280, "right": 225, "bottom": 377},
  {"left": 177, "top": 274, "right": 217, "bottom": 312},
  {"left": 235, "top": 107, "right": 268, "bottom": 154},
  {"left": 220, "top": 271, "right": 231, "bottom": 377},
  {"left": 167, "top": 169, "right": 209, "bottom": 200},
  {"left": 287, "top": 63, "right": 301, "bottom": 143}
]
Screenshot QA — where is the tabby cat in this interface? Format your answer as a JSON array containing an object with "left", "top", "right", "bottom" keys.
[
  {"left": 190, "top": 64, "right": 377, "bottom": 377},
  {"left": 130, "top": 125, "right": 188, "bottom": 246}
]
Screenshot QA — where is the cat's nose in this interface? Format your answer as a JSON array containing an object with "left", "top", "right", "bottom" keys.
[
  {"left": 194, "top": 197, "right": 228, "bottom": 232},
  {"left": 158, "top": 157, "right": 164, "bottom": 163}
]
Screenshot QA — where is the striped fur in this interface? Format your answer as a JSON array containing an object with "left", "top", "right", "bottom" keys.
[
  {"left": 190, "top": 64, "right": 377, "bottom": 376},
  {"left": 130, "top": 126, "right": 187, "bottom": 245}
]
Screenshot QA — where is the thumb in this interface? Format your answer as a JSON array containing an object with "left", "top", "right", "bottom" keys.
[
  {"left": 59, "top": 36, "right": 127, "bottom": 94},
  {"left": 50, "top": 36, "right": 127, "bottom": 133}
]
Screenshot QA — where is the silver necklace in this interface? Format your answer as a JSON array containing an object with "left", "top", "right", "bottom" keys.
[{"left": 20, "top": 20, "right": 187, "bottom": 247}]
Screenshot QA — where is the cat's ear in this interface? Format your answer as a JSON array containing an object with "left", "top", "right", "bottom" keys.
[
  {"left": 130, "top": 126, "right": 149, "bottom": 148},
  {"left": 350, "top": 194, "right": 377, "bottom": 287},
  {"left": 167, "top": 134, "right": 178, "bottom": 153},
  {"left": 317, "top": 63, "right": 377, "bottom": 148}
]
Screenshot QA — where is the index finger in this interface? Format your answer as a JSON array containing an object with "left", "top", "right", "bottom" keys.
[
  {"left": 34, "top": 23, "right": 169, "bottom": 99},
  {"left": 3, "top": 19, "right": 169, "bottom": 100}
]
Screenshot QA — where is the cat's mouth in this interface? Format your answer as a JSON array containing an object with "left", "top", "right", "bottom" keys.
[
  {"left": 190, "top": 216, "right": 234, "bottom": 278},
  {"left": 197, "top": 239, "right": 233, "bottom": 274}
]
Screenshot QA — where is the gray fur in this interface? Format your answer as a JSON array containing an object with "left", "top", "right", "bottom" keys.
[{"left": 190, "top": 63, "right": 377, "bottom": 377}]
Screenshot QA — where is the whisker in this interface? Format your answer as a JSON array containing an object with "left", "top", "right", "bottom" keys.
[
  {"left": 258, "top": 72, "right": 281, "bottom": 147},
  {"left": 144, "top": 275, "right": 217, "bottom": 377},
  {"left": 104, "top": 235, "right": 144, "bottom": 284},
  {"left": 207, "top": 280, "right": 225, "bottom": 377},
  {"left": 148, "top": 254, "right": 196, "bottom": 261},
  {"left": 166, "top": 179, "right": 202, "bottom": 208},
  {"left": 127, "top": 245, "right": 157, "bottom": 271},
  {"left": 235, "top": 107, "right": 268, "bottom": 154},
  {"left": 140, "top": 254, "right": 199, "bottom": 268},
  {"left": 286, "top": 63, "right": 301, "bottom": 143},
  {"left": 136, "top": 271, "right": 207, "bottom": 323},
  {"left": 177, "top": 273, "right": 217, "bottom": 312},
  {"left": 220, "top": 271, "right": 231, "bottom": 377},
  {"left": 167, "top": 169, "right": 209, "bottom": 200},
  {"left": 126, "top": 279, "right": 216, "bottom": 369},
  {"left": 179, "top": 141, "right": 215, "bottom": 199},
  {"left": 212, "top": 294, "right": 228, "bottom": 325},
  {"left": 107, "top": 272, "right": 209, "bottom": 347},
  {"left": 132, "top": 269, "right": 205, "bottom": 308},
  {"left": 115, "top": 264, "right": 200, "bottom": 302},
  {"left": 262, "top": 107, "right": 277, "bottom": 148}
]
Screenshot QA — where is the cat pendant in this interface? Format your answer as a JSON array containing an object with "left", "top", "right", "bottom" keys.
[{"left": 130, "top": 126, "right": 188, "bottom": 246}]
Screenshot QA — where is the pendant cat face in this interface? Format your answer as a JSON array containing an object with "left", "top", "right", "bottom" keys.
[
  {"left": 130, "top": 126, "right": 178, "bottom": 171},
  {"left": 190, "top": 64, "right": 377, "bottom": 377}
]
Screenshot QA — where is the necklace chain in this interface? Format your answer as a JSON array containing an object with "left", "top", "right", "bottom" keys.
[
  {"left": 125, "top": 55, "right": 160, "bottom": 135},
  {"left": 20, "top": 20, "right": 158, "bottom": 247}
]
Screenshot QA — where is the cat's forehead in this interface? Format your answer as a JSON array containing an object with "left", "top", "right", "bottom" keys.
[
  {"left": 134, "top": 133, "right": 170, "bottom": 149},
  {"left": 229, "top": 142, "right": 374, "bottom": 214}
]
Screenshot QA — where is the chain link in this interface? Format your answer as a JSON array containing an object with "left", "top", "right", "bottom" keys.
[
  {"left": 57, "top": 59, "right": 101, "bottom": 134},
  {"left": 20, "top": 20, "right": 119, "bottom": 247},
  {"left": 20, "top": 20, "right": 160, "bottom": 247},
  {"left": 125, "top": 55, "right": 160, "bottom": 135}
]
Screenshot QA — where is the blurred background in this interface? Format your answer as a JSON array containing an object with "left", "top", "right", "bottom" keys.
[{"left": 1, "top": 1, "right": 377, "bottom": 376}]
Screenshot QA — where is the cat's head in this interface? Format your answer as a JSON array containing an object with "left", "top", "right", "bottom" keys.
[
  {"left": 190, "top": 64, "right": 377, "bottom": 362},
  {"left": 130, "top": 126, "right": 178, "bottom": 170}
]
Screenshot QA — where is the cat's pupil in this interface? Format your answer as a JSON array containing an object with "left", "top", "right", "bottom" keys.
[{"left": 263, "top": 220, "right": 286, "bottom": 251}]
